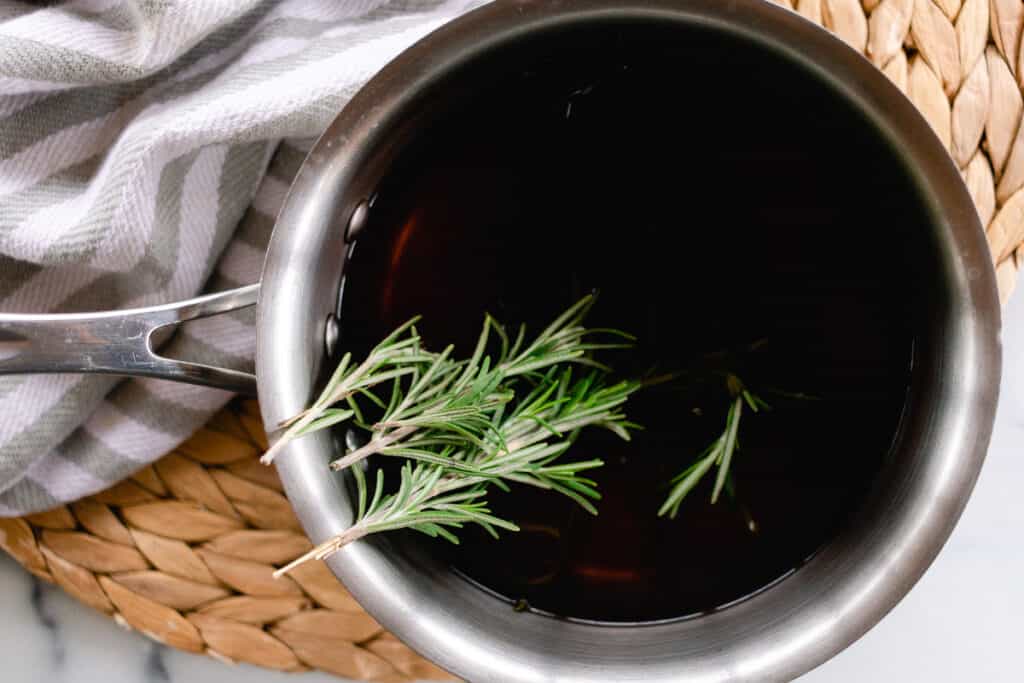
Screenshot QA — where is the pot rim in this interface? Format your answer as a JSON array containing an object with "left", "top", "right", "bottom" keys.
[{"left": 257, "top": 2, "right": 1001, "bottom": 681}]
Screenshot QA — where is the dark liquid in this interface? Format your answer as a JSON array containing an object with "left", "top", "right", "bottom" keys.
[{"left": 335, "top": 24, "right": 921, "bottom": 622}]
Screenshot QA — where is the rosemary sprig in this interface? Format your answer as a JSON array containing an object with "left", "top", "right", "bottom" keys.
[
  {"left": 658, "top": 374, "right": 769, "bottom": 519},
  {"left": 275, "top": 368, "right": 639, "bottom": 576},
  {"left": 267, "top": 297, "right": 641, "bottom": 574}
]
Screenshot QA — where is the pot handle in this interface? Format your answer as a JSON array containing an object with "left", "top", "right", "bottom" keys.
[{"left": 0, "top": 284, "right": 260, "bottom": 395}]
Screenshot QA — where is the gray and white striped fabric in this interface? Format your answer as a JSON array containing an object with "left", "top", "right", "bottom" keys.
[{"left": 0, "top": 0, "right": 484, "bottom": 516}]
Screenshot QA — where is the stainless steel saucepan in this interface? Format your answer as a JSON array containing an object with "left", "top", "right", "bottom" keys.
[{"left": 0, "top": 2, "right": 1001, "bottom": 681}]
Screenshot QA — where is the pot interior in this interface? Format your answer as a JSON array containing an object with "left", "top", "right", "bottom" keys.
[{"left": 330, "top": 17, "right": 940, "bottom": 623}]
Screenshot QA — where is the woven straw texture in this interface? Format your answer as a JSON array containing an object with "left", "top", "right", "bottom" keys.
[
  {"left": 0, "top": 400, "right": 453, "bottom": 682},
  {"left": 3, "top": 2, "right": 1024, "bottom": 680}
]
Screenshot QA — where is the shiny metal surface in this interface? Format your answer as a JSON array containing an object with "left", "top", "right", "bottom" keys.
[
  {"left": 346, "top": 199, "right": 371, "bottom": 242},
  {"left": 0, "top": 284, "right": 259, "bottom": 394},
  {"left": 257, "top": 2, "right": 1001, "bottom": 682}
]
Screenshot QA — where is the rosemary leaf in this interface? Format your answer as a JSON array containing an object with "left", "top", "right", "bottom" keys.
[{"left": 711, "top": 396, "right": 743, "bottom": 504}]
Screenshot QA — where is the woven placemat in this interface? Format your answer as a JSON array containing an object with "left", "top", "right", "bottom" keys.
[
  {"left": 3, "top": 3, "right": 1024, "bottom": 680},
  {"left": 0, "top": 400, "right": 453, "bottom": 682}
]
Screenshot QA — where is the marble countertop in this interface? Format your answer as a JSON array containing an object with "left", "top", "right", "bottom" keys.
[{"left": 2, "top": 291, "right": 1021, "bottom": 683}]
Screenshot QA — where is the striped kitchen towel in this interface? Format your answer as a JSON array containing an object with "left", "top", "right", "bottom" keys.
[{"left": 0, "top": 0, "right": 484, "bottom": 515}]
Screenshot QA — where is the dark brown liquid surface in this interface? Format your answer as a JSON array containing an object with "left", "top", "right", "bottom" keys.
[{"left": 335, "top": 25, "right": 921, "bottom": 622}]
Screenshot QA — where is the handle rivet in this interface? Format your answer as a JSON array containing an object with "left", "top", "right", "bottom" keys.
[
  {"left": 346, "top": 200, "right": 370, "bottom": 242},
  {"left": 325, "top": 313, "right": 340, "bottom": 358}
]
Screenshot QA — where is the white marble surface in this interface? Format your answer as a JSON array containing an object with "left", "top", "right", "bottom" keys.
[{"left": 1, "top": 292, "right": 1021, "bottom": 683}]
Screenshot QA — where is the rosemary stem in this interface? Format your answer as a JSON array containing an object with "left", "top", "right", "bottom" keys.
[
  {"left": 329, "top": 425, "right": 418, "bottom": 471},
  {"left": 261, "top": 404, "right": 326, "bottom": 465},
  {"left": 273, "top": 524, "right": 371, "bottom": 577},
  {"left": 262, "top": 357, "right": 418, "bottom": 465},
  {"left": 275, "top": 474, "right": 471, "bottom": 576}
]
